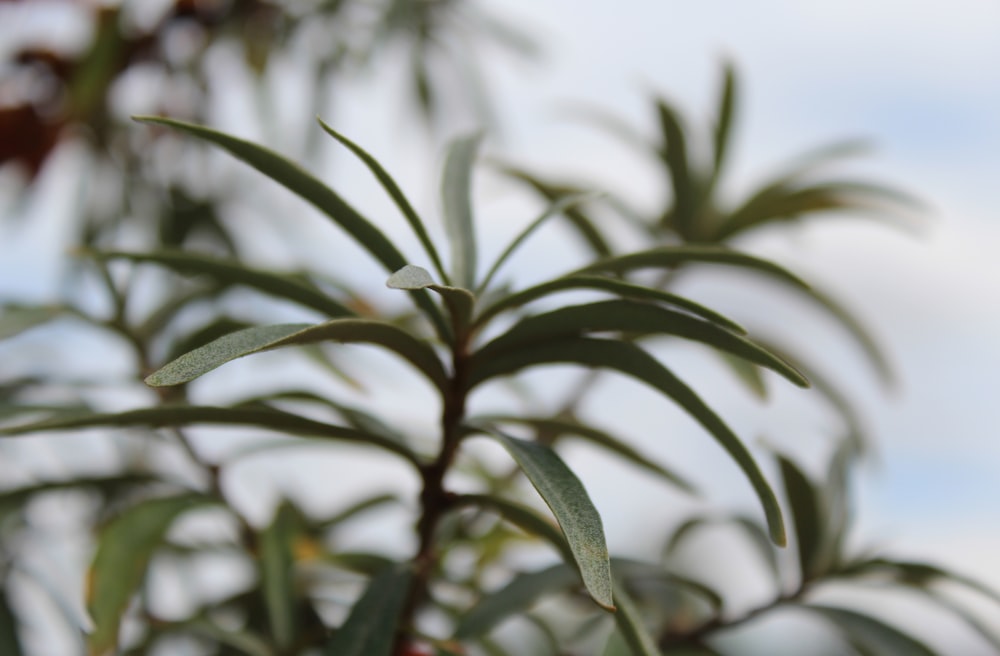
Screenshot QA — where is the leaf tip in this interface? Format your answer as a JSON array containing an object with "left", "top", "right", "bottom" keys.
[{"left": 387, "top": 264, "right": 435, "bottom": 290}]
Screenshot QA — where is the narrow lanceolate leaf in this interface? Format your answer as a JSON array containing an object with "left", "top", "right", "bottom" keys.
[
  {"left": 87, "top": 494, "right": 212, "bottom": 656},
  {"left": 455, "top": 563, "right": 581, "bottom": 638},
  {"left": 441, "top": 132, "right": 483, "bottom": 289},
  {"left": 477, "top": 193, "right": 597, "bottom": 294},
  {"left": 0, "top": 305, "right": 64, "bottom": 341},
  {"left": 612, "top": 580, "right": 660, "bottom": 656},
  {"left": 96, "top": 251, "right": 353, "bottom": 317},
  {"left": 474, "top": 275, "right": 745, "bottom": 334},
  {"left": 572, "top": 245, "right": 810, "bottom": 290},
  {"left": 318, "top": 119, "right": 448, "bottom": 282},
  {"left": 469, "top": 338, "right": 786, "bottom": 546},
  {"left": 323, "top": 564, "right": 412, "bottom": 656},
  {"left": 778, "top": 454, "right": 825, "bottom": 581},
  {"left": 0, "top": 586, "right": 24, "bottom": 656},
  {"left": 451, "top": 494, "right": 569, "bottom": 559},
  {"left": 0, "top": 406, "right": 418, "bottom": 464},
  {"left": 145, "top": 319, "right": 448, "bottom": 393},
  {"left": 656, "top": 98, "right": 697, "bottom": 238},
  {"left": 806, "top": 605, "right": 936, "bottom": 656},
  {"left": 664, "top": 515, "right": 779, "bottom": 580},
  {"left": 132, "top": 116, "right": 449, "bottom": 341},
  {"left": 476, "top": 300, "right": 808, "bottom": 388},
  {"left": 473, "top": 415, "right": 696, "bottom": 493},
  {"left": 478, "top": 428, "right": 614, "bottom": 610},
  {"left": 710, "top": 62, "right": 737, "bottom": 188},
  {"left": 387, "top": 265, "right": 475, "bottom": 334},
  {"left": 260, "top": 502, "right": 300, "bottom": 649}
]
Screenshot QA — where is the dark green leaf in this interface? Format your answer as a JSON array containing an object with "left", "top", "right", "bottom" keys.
[
  {"left": 96, "top": 250, "right": 354, "bottom": 317},
  {"left": 806, "top": 604, "right": 937, "bottom": 656},
  {"left": 469, "top": 338, "right": 786, "bottom": 546},
  {"left": 87, "top": 494, "right": 212, "bottom": 656},
  {"left": 441, "top": 132, "right": 482, "bottom": 289},
  {"left": 778, "top": 454, "right": 825, "bottom": 580},
  {"left": 323, "top": 564, "right": 413, "bottom": 656},
  {"left": 474, "top": 275, "right": 745, "bottom": 334},
  {"left": 612, "top": 579, "right": 661, "bottom": 656},
  {"left": 260, "top": 502, "right": 300, "bottom": 649},
  {"left": 132, "top": 116, "right": 449, "bottom": 341},
  {"left": 145, "top": 319, "right": 448, "bottom": 393},
  {"left": 717, "top": 353, "right": 768, "bottom": 400},
  {"left": 476, "top": 428, "right": 615, "bottom": 609},
  {"left": 473, "top": 414, "right": 696, "bottom": 493},
  {"left": 655, "top": 98, "right": 697, "bottom": 238},
  {"left": 0, "top": 586, "right": 23, "bottom": 656},
  {"left": 711, "top": 62, "right": 737, "bottom": 188},
  {"left": 318, "top": 119, "right": 448, "bottom": 282},
  {"left": 476, "top": 300, "right": 808, "bottom": 388}
]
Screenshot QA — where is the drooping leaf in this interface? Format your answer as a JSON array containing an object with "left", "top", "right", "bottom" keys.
[
  {"left": 318, "top": 119, "right": 448, "bottom": 282},
  {"left": 612, "top": 579, "right": 661, "bottom": 656},
  {"left": 87, "top": 494, "right": 213, "bottom": 656},
  {"left": 317, "top": 493, "right": 400, "bottom": 532},
  {"left": 477, "top": 192, "right": 597, "bottom": 293},
  {"left": 387, "top": 265, "right": 475, "bottom": 334},
  {"left": 572, "top": 245, "right": 810, "bottom": 290},
  {"left": 322, "top": 563, "right": 413, "bottom": 656},
  {"left": 469, "top": 338, "right": 786, "bottom": 546},
  {"left": 472, "top": 414, "right": 696, "bottom": 493},
  {"left": 0, "top": 405, "right": 419, "bottom": 464},
  {"left": 95, "top": 250, "right": 354, "bottom": 317},
  {"left": 476, "top": 300, "right": 808, "bottom": 388},
  {"left": 663, "top": 514, "right": 779, "bottom": 581},
  {"left": 145, "top": 319, "right": 448, "bottom": 393},
  {"left": 476, "top": 428, "right": 615, "bottom": 610},
  {"left": 441, "top": 132, "right": 482, "bottom": 289},
  {"left": 0, "top": 474, "right": 164, "bottom": 515},
  {"left": 806, "top": 604, "right": 937, "bottom": 656},
  {"left": 260, "top": 501, "right": 300, "bottom": 649},
  {"left": 474, "top": 275, "right": 746, "bottom": 334},
  {"left": 777, "top": 454, "right": 825, "bottom": 581},
  {"left": 454, "top": 563, "right": 581, "bottom": 638},
  {"left": 132, "top": 116, "right": 449, "bottom": 340}
]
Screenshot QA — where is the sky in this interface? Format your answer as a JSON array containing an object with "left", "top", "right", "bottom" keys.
[{"left": 2, "top": 0, "right": 999, "bottom": 652}]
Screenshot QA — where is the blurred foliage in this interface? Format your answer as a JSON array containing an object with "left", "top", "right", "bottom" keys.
[{"left": 1, "top": 3, "right": 998, "bottom": 656}]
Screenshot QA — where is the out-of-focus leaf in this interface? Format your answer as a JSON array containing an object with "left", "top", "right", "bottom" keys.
[
  {"left": 474, "top": 275, "right": 745, "bottom": 334},
  {"left": 0, "top": 405, "right": 419, "bottom": 464},
  {"left": 656, "top": 98, "right": 697, "bottom": 239},
  {"left": 145, "top": 319, "right": 447, "bottom": 393},
  {"left": 573, "top": 245, "right": 810, "bottom": 290},
  {"left": 260, "top": 501, "right": 300, "bottom": 649},
  {"left": 477, "top": 193, "right": 596, "bottom": 293},
  {"left": 318, "top": 493, "right": 400, "bottom": 531},
  {"left": 0, "top": 305, "right": 64, "bottom": 341},
  {"left": 478, "top": 427, "right": 614, "bottom": 610},
  {"left": 452, "top": 494, "right": 569, "bottom": 558},
  {"left": 469, "top": 338, "right": 786, "bottom": 546},
  {"left": 186, "top": 620, "right": 274, "bottom": 656},
  {"left": 441, "top": 132, "right": 482, "bottom": 289},
  {"left": 318, "top": 119, "right": 448, "bottom": 282},
  {"left": 324, "top": 552, "right": 396, "bottom": 576},
  {"left": 663, "top": 514, "right": 779, "bottom": 581},
  {"left": 132, "top": 116, "right": 449, "bottom": 341},
  {"left": 387, "top": 265, "right": 474, "bottom": 334},
  {"left": 778, "top": 454, "right": 825, "bottom": 581},
  {"left": 717, "top": 352, "right": 768, "bottom": 400},
  {"left": 473, "top": 414, "right": 696, "bottom": 493},
  {"left": 710, "top": 62, "right": 736, "bottom": 189},
  {"left": 612, "top": 558, "right": 724, "bottom": 613},
  {"left": 0, "top": 474, "right": 163, "bottom": 515},
  {"left": 455, "top": 563, "right": 580, "bottom": 638},
  {"left": 87, "top": 493, "right": 212, "bottom": 656},
  {"left": 612, "top": 579, "right": 661, "bottom": 656},
  {"left": 322, "top": 563, "right": 412, "bottom": 656},
  {"left": 806, "top": 604, "right": 936, "bottom": 656},
  {"left": 96, "top": 251, "right": 353, "bottom": 317},
  {"left": 841, "top": 559, "right": 1000, "bottom": 608},
  {"left": 476, "top": 300, "right": 808, "bottom": 388},
  {"left": 0, "top": 585, "right": 23, "bottom": 656}
]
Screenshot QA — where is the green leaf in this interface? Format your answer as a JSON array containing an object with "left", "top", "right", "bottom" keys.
[
  {"left": 145, "top": 319, "right": 448, "bottom": 393},
  {"left": 664, "top": 514, "right": 779, "bottom": 580},
  {"left": 451, "top": 494, "right": 569, "bottom": 559},
  {"left": 318, "top": 119, "right": 448, "bottom": 282},
  {"left": 572, "top": 245, "right": 810, "bottom": 290},
  {"left": 0, "top": 405, "right": 419, "bottom": 464},
  {"left": 0, "top": 304, "right": 64, "bottom": 341},
  {"left": 95, "top": 250, "right": 354, "bottom": 317},
  {"left": 477, "top": 427, "right": 614, "bottom": 610},
  {"left": 260, "top": 501, "right": 300, "bottom": 649},
  {"left": 778, "top": 454, "right": 825, "bottom": 581},
  {"left": 710, "top": 62, "right": 737, "bottom": 188},
  {"left": 477, "top": 193, "right": 597, "bottom": 294},
  {"left": 0, "top": 586, "right": 23, "bottom": 656},
  {"left": 87, "top": 494, "right": 212, "bottom": 656},
  {"left": 655, "top": 98, "right": 697, "bottom": 238},
  {"left": 323, "top": 564, "right": 413, "bottom": 656},
  {"left": 318, "top": 493, "right": 400, "bottom": 531},
  {"left": 454, "top": 563, "right": 581, "bottom": 638},
  {"left": 612, "top": 580, "right": 660, "bottom": 656},
  {"left": 472, "top": 414, "right": 696, "bottom": 493},
  {"left": 387, "top": 265, "right": 475, "bottom": 334},
  {"left": 475, "top": 275, "right": 745, "bottom": 334},
  {"left": 469, "top": 338, "right": 786, "bottom": 546},
  {"left": 132, "top": 116, "right": 450, "bottom": 341},
  {"left": 476, "top": 300, "right": 808, "bottom": 388},
  {"left": 806, "top": 604, "right": 937, "bottom": 656},
  {"left": 441, "top": 132, "right": 483, "bottom": 289},
  {"left": 717, "top": 353, "right": 768, "bottom": 400},
  {"left": 186, "top": 620, "right": 275, "bottom": 656},
  {"left": 0, "top": 474, "right": 164, "bottom": 515}
]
